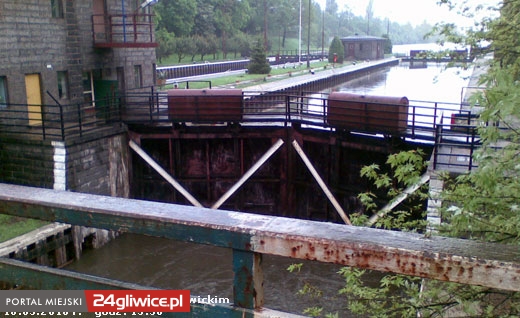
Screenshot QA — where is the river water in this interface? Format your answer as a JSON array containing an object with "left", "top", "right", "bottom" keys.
[{"left": 66, "top": 54, "right": 473, "bottom": 316}]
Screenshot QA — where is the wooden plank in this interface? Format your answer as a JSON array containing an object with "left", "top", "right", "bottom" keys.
[
  {"left": 291, "top": 140, "right": 352, "bottom": 225},
  {"left": 367, "top": 173, "right": 431, "bottom": 226},
  {"left": 129, "top": 140, "right": 204, "bottom": 207},
  {"left": 0, "top": 183, "right": 519, "bottom": 291}
]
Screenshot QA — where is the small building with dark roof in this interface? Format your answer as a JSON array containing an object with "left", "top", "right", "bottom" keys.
[{"left": 340, "top": 35, "right": 386, "bottom": 61}]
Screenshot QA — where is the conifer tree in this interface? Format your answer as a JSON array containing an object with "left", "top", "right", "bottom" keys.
[
  {"left": 328, "top": 36, "right": 344, "bottom": 63},
  {"left": 247, "top": 39, "right": 271, "bottom": 74}
]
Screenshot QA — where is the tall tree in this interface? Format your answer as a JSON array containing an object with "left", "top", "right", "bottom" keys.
[
  {"left": 365, "top": 0, "right": 374, "bottom": 35},
  {"left": 328, "top": 36, "right": 344, "bottom": 63},
  {"left": 154, "top": 0, "right": 197, "bottom": 37},
  {"left": 248, "top": 39, "right": 271, "bottom": 74},
  {"left": 214, "top": 0, "right": 251, "bottom": 58}
]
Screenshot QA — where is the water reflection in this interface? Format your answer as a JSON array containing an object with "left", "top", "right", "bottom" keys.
[
  {"left": 67, "top": 233, "right": 363, "bottom": 316},
  {"left": 330, "top": 62, "right": 472, "bottom": 104}
]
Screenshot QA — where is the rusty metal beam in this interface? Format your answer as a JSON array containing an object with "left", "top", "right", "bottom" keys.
[
  {"left": 129, "top": 140, "right": 204, "bottom": 207},
  {"left": 0, "top": 183, "right": 519, "bottom": 292},
  {"left": 291, "top": 139, "right": 352, "bottom": 225},
  {"left": 232, "top": 250, "right": 264, "bottom": 309},
  {"left": 211, "top": 138, "right": 284, "bottom": 209}
]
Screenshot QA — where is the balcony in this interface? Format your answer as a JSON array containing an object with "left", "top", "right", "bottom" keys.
[{"left": 92, "top": 13, "right": 158, "bottom": 48}]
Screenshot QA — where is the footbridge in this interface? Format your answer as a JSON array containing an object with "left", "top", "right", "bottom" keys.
[{"left": 121, "top": 88, "right": 481, "bottom": 172}]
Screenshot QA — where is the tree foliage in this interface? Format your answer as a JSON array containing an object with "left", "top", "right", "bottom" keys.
[
  {"left": 288, "top": 1, "right": 520, "bottom": 317},
  {"left": 327, "top": 36, "right": 344, "bottom": 63},
  {"left": 153, "top": 0, "right": 438, "bottom": 65}
]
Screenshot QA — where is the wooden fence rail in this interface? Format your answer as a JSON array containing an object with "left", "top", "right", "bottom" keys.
[{"left": 0, "top": 183, "right": 519, "bottom": 314}]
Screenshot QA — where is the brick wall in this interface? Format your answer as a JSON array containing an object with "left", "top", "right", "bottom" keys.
[
  {"left": 0, "top": 132, "right": 130, "bottom": 196},
  {"left": 0, "top": 138, "right": 55, "bottom": 188}
]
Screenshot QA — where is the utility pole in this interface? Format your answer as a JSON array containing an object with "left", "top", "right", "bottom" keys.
[
  {"left": 321, "top": 10, "right": 324, "bottom": 59},
  {"left": 306, "top": 0, "right": 311, "bottom": 68},
  {"left": 264, "top": 0, "right": 268, "bottom": 50}
]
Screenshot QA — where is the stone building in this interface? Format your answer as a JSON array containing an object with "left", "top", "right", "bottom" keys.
[
  {"left": 0, "top": 0, "right": 158, "bottom": 193},
  {"left": 0, "top": 0, "right": 157, "bottom": 110},
  {"left": 340, "top": 35, "right": 386, "bottom": 61},
  {"left": 0, "top": 0, "right": 159, "bottom": 254}
]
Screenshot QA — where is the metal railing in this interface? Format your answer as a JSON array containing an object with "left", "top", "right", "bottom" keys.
[
  {"left": 0, "top": 89, "right": 484, "bottom": 171},
  {"left": 118, "top": 90, "right": 474, "bottom": 134},
  {"left": 0, "top": 97, "right": 122, "bottom": 141},
  {"left": 92, "top": 13, "right": 156, "bottom": 47}
]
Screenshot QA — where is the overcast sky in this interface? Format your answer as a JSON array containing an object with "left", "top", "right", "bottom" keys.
[{"left": 314, "top": 0, "right": 500, "bottom": 27}]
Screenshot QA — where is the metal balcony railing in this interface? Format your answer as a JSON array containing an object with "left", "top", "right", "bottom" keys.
[
  {"left": 92, "top": 13, "right": 157, "bottom": 48},
  {"left": 0, "top": 97, "right": 122, "bottom": 141}
]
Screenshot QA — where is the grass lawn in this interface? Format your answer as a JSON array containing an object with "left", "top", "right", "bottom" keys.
[{"left": 0, "top": 215, "right": 48, "bottom": 243}]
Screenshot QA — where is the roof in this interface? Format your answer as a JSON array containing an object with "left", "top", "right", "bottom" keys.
[{"left": 340, "top": 35, "right": 386, "bottom": 42}]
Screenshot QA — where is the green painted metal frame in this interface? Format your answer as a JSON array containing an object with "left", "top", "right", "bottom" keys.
[
  {"left": 0, "top": 258, "right": 275, "bottom": 317},
  {"left": 0, "top": 183, "right": 519, "bottom": 316}
]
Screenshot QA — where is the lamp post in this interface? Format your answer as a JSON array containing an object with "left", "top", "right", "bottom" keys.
[
  {"left": 298, "top": 0, "right": 302, "bottom": 66},
  {"left": 307, "top": 0, "right": 311, "bottom": 68}
]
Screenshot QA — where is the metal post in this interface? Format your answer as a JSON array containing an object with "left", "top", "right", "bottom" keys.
[
  {"left": 291, "top": 140, "right": 352, "bottom": 225},
  {"left": 298, "top": 0, "right": 302, "bottom": 66},
  {"left": 121, "top": 0, "right": 127, "bottom": 43},
  {"left": 232, "top": 249, "right": 264, "bottom": 309},
  {"left": 469, "top": 127, "right": 476, "bottom": 171},
  {"left": 77, "top": 104, "right": 83, "bottom": 137},
  {"left": 306, "top": 0, "right": 311, "bottom": 68}
]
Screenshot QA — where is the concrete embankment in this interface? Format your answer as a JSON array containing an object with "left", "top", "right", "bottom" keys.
[{"left": 244, "top": 58, "right": 400, "bottom": 93}]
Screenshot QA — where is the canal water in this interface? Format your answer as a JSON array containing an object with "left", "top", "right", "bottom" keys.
[
  {"left": 66, "top": 58, "right": 473, "bottom": 316},
  {"left": 330, "top": 61, "right": 472, "bottom": 104}
]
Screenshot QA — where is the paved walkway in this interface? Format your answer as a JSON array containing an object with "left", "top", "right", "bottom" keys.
[{"left": 244, "top": 58, "right": 399, "bottom": 93}]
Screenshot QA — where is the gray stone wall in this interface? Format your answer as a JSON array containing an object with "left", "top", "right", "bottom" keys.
[
  {"left": 0, "top": 133, "right": 130, "bottom": 195},
  {"left": 0, "top": 0, "right": 68, "bottom": 106},
  {"left": 0, "top": 138, "right": 54, "bottom": 188},
  {"left": 65, "top": 133, "right": 130, "bottom": 196}
]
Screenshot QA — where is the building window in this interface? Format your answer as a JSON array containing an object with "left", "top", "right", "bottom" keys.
[
  {"left": 134, "top": 65, "right": 142, "bottom": 88},
  {"left": 0, "top": 77, "right": 7, "bottom": 107},
  {"left": 57, "top": 71, "right": 69, "bottom": 99},
  {"left": 51, "top": 0, "right": 64, "bottom": 18}
]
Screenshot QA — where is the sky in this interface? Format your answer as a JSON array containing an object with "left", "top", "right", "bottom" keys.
[{"left": 314, "top": 0, "right": 500, "bottom": 27}]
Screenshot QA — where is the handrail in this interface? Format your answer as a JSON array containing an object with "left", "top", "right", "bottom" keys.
[{"left": 0, "top": 183, "right": 519, "bottom": 312}]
